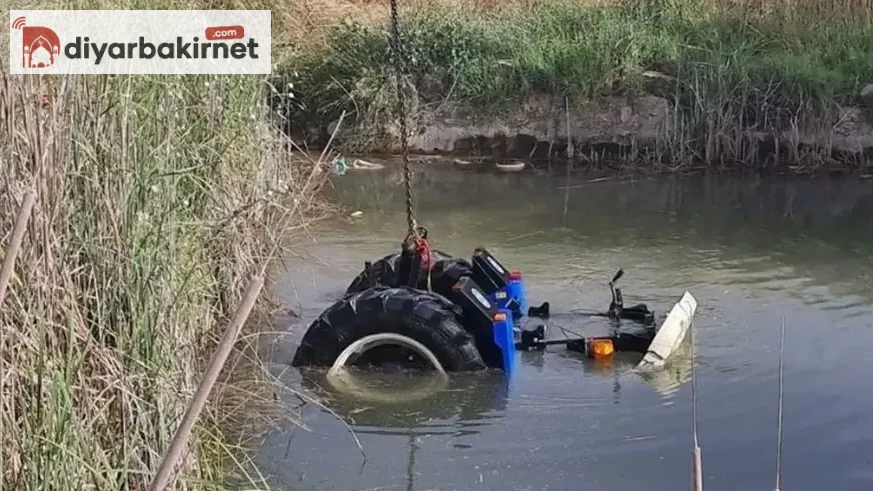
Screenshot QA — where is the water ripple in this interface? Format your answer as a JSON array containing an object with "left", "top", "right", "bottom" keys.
[{"left": 262, "top": 171, "right": 873, "bottom": 491}]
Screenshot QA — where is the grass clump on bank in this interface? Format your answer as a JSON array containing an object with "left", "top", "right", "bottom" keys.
[
  {"left": 1, "top": 6, "right": 333, "bottom": 491},
  {"left": 284, "top": 0, "right": 873, "bottom": 165}
]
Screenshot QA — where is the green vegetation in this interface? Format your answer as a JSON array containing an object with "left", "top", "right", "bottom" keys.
[
  {"left": 1, "top": 0, "right": 869, "bottom": 488},
  {"left": 284, "top": 0, "right": 873, "bottom": 165},
  {"left": 1, "top": 3, "right": 330, "bottom": 491}
]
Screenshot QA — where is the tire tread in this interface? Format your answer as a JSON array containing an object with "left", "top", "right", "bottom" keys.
[{"left": 292, "top": 286, "right": 486, "bottom": 371}]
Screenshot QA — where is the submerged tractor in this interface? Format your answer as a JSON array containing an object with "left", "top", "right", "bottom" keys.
[
  {"left": 291, "top": 231, "right": 697, "bottom": 375},
  {"left": 291, "top": 0, "right": 696, "bottom": 378}
]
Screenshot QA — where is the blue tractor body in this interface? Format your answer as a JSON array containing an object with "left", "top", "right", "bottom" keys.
[
  {"left": 449, "top": 248, "right": 527, "bottom": 374},
  {"left": 448, "top": 247, "right": 657, "bottom": 374}
]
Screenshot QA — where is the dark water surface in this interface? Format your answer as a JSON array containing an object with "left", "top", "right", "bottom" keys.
[{"left": 257, "top": 161, "right": 873, "bottom": 491}]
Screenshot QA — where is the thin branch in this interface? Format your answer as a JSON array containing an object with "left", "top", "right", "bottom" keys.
[
  {"left": 0, "top": 189, "right": 36, "bottom": 307},
  {"left": 775, "top": 315, "right": 786, "bottom": 491},
  {"left": 149, "top": 274, "right": 265, "bottom": 491},
  {"left": 235, "top": 357, "right": 367, "bottom": 465}
]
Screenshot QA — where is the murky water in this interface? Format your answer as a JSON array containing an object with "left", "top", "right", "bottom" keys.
[{"left": 257, "top": 160, "right": 873, "bottom": 491}]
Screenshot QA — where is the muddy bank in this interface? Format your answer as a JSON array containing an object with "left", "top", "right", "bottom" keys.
[
  {"left": 282, "top": 0, "right": 873, "bottom": 170},
  {"left": 406, "top": 97, "right": 871, "bottom": 161},
  {"left": 331, "top": 87, "right": 873, "bottom": 168},
  {"left": 386, "top": 93, "right": 675, "bottom": 160}
]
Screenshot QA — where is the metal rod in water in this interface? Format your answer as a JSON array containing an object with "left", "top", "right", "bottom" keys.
[
  {"left": 692, "top": 446, "right": 704, "bottom": 491},
  {"left": 565, "top": 96, "right": 573, "bottom": 160},
  {"left": 562, "top": 96, "right": 572, "bottom": 223},
  {"left": 690, "top": 317, "right": 704, "bottom": 491},
  {"left": 775, "top": 316, "right": 786, "bottom": 491}
]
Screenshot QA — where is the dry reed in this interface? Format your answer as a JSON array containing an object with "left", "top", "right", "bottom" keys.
[
  {"left": 0, "top": 40, "right": 337, "bottom": 491},
  {"left": 150, "top": 274, "right": 265, "bottom": 491},
  {"left": 288, "top": 0, "right": 873, "bottom": 51}
]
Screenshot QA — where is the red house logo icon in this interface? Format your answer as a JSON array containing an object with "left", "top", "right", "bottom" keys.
[{"left": 12, "top": 16, "right": 61, "bottom": 68}]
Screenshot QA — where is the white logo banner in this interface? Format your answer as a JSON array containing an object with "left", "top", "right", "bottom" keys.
[{"left": 10, "top": 10, "right": 272, "bottom": 74}]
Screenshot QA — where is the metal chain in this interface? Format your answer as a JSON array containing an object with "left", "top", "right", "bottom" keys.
[{"left": 388, "top": 0, "right": 417, "bottom": 239}]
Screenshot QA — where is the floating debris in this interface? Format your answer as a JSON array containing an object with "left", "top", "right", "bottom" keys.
[
  {"left": 332, "top": 156, "right": 348, "bottom": 175},
  {"left": 495, "top": 160, "right": 526, "bottom": 172}
]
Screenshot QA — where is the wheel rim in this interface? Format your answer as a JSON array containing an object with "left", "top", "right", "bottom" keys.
[
  {"left": 326, "top": 333, "right": 449, "bottom": 403},
  {"left": 328, "top": 333, "right": 447, "bottom": 375}
]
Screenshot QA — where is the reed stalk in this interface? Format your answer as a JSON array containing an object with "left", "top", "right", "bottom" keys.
[{"left": 0, "top": 2, "right": 338, "bottom": 490}]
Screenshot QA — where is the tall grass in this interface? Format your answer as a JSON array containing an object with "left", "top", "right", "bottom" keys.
[
  {"left": 0, "top": 6, "right": 336, "bottom": 491},
  {"left": 284, "top": 0, "right": 873, "bottom": 167}
]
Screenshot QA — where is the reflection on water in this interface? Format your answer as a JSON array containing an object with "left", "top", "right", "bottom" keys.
[
  {"left": 257, "top": 162, "right": 873, "bottom": 491},
  {"left": 301, "top": 368, "right": 512, "bottom": 432}
]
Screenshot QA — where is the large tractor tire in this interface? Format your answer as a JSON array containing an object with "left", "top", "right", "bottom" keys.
[
  {"left": 345, "top": 250, "right": 473, "bottom": 300},
  {"left": 291, "top": 286, "right": 486, "bottom": 372}
]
